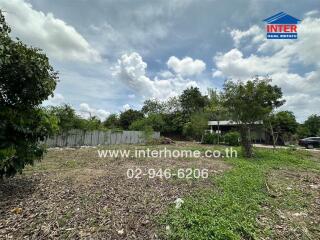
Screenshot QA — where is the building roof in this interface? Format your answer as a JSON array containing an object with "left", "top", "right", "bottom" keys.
[
  {"left": 208, "top": 120, "right": 263, "bottom": 126},
  {"left": 208, "top": 120, "right": 237, "bottom": 126},
  {"left": 263, "top": 12, "right": 301, "bottom": 24}
]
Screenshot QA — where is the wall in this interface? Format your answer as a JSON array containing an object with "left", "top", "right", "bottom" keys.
[{"left": 44, "top": 130, "right": 160, "bottom": 147}]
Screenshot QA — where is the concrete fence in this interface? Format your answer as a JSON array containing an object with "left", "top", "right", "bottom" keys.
[{"left": 43, "top": 130, "right": 161, "bottom": 147}]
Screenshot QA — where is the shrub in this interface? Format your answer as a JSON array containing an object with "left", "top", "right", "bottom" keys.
[
  {"left": 129, "top": 113, "right": 165, "bottom": 132},
  {"left": 182, "top": 112, "right": 209, "bottom": 141},
  {"left": 143, "top": 125, "right": 154, "bottom": 144},
  {"left": 129, "top": 118, "right": 146, "bottom": 131},
  {"left": 202, "top": 132, "right": 219, "bottom": 144},
  {"left": 224, "top": 131, "right": 240, "bottom": 146}
]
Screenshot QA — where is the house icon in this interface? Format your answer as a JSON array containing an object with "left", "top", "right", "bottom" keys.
[
  {"left": 263, "top": 12, "right": 301, "bottom": 39},
  {"left": 263, "top": 12, "right": 301, "bottom": 24}
]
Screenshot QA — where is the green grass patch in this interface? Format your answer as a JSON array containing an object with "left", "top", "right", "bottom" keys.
[{"left": 160, "top": 148, "right": 320, "bottom": 239}]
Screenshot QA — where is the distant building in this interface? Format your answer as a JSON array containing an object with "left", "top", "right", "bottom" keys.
[{"left": 207, "top": 120, "right": 266, "bottom": 143}]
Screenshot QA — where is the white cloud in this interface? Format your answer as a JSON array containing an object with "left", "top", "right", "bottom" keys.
[
  {"left": 167, "top": 56, "right": 206, "bottom": 76},
  {"left": 280, "top": 93, "right": 320, "bottom": 122},
  {"left": 305, "top": 10, "right": 319, "bottom": 17},
  {"left": 214, "top": 48, "right": 289, "bottom": 79},
  {"left": 159, "top": 70, "right": 174, "bottom": 79},
  {"left": 79, "top": 103, "right": 110, "bottom": 120},
  {"left": 230, "top": 25, "right": 264, "bottom": 47},
  {"left": 212, "top": 69, "right": 223, "bottom": 78},
  {"left": 0, "top": 0, "right": 101, "bottom": 62},
  {"left": 112, "top": 52, "right": 198, "bottom": 100},
  {"left": 122, "top": 104, "right": 131, "bottom": 111},
  {"left": 43, "top": 93, "right": 65, "bottom": 106},
  {"left": 128, "top": 94, "right": 136, "bottom": 99},
  {"left": 214, "top": 14, "right": 320, "bottom": 121}
]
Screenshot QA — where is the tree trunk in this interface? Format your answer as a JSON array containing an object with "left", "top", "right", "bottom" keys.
[
  {"left": 240, "top": 126, "right": 253, "bottom": 158},
  {"left": 269, "top": 121, "right": 276, "bottom": 150},
  {"left": 268, "top": 120, "right": 278, "bottom": 151}
]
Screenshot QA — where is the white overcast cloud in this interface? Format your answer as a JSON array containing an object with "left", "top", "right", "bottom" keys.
[
  {"left": 167, "top": 56, "right": 206, "bottom": 76},
  {"left": 112, "top": 52, "right": 198, "bottom": 100},
  {"left": 213, "top": 14, "right": 320, "bottom": 121},
  {"left": 0, "top": 0, "right": 101, "bottom": 63},
  {"left": 79, "top": 103, "right": 110, "bottom": 121}
]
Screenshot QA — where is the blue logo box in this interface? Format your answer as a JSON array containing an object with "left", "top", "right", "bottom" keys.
[{"left": 267, "top": 33, "right": 297, "bottom": 39}]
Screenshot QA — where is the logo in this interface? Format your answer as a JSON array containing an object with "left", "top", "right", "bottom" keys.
[{"left": 263, "top": 12, "right": 301, "bottom": 39}]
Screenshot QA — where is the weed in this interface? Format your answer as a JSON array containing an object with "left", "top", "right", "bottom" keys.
[{"left": 160, "top": 148, "right": 319, "bottom": 239}]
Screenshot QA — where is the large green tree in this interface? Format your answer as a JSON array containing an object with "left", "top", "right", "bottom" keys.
[
  {"left": 129, "top": 113, "right": 165, "bottom": 132},
  {"left": 47, "top": 104, "right": 104, "bottom": 132},
  {"left": 119, "top": 109, "right": 144, "bottom": 130},
  {"left": 223, "top": 78, "right": 284, "bottom": 157},
  {"left": 265, "top": 111, "right": 298, "bottom": 146},
  {"left": 205, "top": 88, "right": 229, "bottom": 121},
  {"left": 103, "top": 113, "right": 120, "bottom": 129},
  {"left": 304, "top": 114, "right": 320, "bottom": 136},
  {"left": 183, "top": 112, "right": 209, "bottom": 141},
  {"left": 141, "top": 99, "right": 164, "bottom": 115},
  {"left": 47, "top": 105, "right": 83, "bottom": 132},
  {"left": 296, "top": 124, "right": 311, "bottom": 139},
  {"left": 0, "top": 11, "right": 58, "bottom": 177},
  {"left": 179, "top": 87, "right": 208, "bottom": 118}
]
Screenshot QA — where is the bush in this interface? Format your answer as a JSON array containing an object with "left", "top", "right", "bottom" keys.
[
  {"left": 202, "top": 132, "right": 219, "bottom": 144},
  {"left": 224, "top": 131, "right": 240, "bottom": 146},
  {"left": 142, "top": 125, "right": 154, "bottom": 144},
  {"left": 129, "top": 118, "right": 146, "bottom": 131},
  {"left": 182, "top": 112, "right": 209, "bottom": 141},
  {"left": 129, "top": 113, "right": 165, "bottom": 132}
]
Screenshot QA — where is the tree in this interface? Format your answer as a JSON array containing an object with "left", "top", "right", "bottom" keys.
[
  {"left": 163, "top": 96, "right": 181, "bottom": 113},
  {"left": 141, "top": 99, "right": 164, "bottom": 115},
  {"left": 304, "top": 114, "right": 320, "bottom": 136},
  {"left": 266, "top": 111, "right": 298, "bottom": 145},
  {"left": 273, "top": 111, "right": 298, "bottom": 134},
  {"left": 223, "top": 78, "right": 284, "bottom": 157},
  {"left": 162, "top": 111, "right": 185, "bottom": 135},
  {"left": 297, "top": 124, "right": 311, "bottom": 139},
  {"left": 0, "top": 11, "right": 58, "bottom": 177},
  {"left": 103, "top": 114, "right": 120, "bottom": 129},
  {"left": 205, "top": 89, "right": 228, "bottom": 121},
  {"left": 129, "top": 113, "right": 165, "bottom": 132},
  {"left": 182, "top": 112, "right": 209, "bottom": 141},
  {"left": 47, "top": 105, "right": 81, "bottom": 132},
  {"left": 47, "top": 105, "right": 105, "bottom": 131},
  {"left": 162, "top": 97, "right": 184, "bottom": 135},
  {"left": 205, "top": 89, "right": 229, "bottom": 143},
  {"left": 119, "top": 109, "right": 144, "bottom": 130},
  {"left": 85, "top": 116, "right": 103, "bottom": 131},
  {"left": 179, "top": 87, "right": 208, "bottom": 118}
]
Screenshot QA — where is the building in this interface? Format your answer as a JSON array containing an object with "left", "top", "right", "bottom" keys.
[{"left": 207, "top": 120, "right": 266, "bottom": 143}]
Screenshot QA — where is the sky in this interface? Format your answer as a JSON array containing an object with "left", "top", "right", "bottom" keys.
[{"left": 0, "top": 0, "right": 319, "bottom": 122}]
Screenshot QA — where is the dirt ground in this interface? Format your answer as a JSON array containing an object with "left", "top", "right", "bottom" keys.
[
  {"left": 0, "top": 144, "right": 230, "bottom": 239},
  {"left": 258, "top": 169, "right": 320, "bottom": 239}
]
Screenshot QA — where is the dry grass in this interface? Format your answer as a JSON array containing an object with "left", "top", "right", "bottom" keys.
[
  {"left": 258, "top": 169, "right": 320, "bottom": 239},
  {"left": 0, "top": 143, "right": 229, "bottom": 239}
]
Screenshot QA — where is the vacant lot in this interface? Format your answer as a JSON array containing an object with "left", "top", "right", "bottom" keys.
[{"left": 0, "top": 143, "right": 319, "bottom": 239}]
